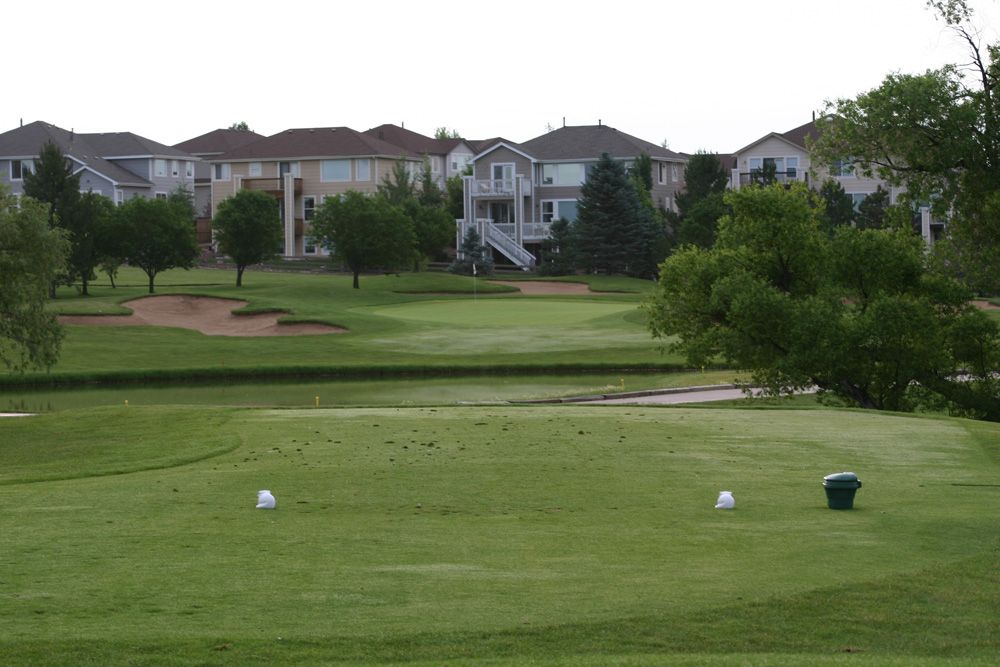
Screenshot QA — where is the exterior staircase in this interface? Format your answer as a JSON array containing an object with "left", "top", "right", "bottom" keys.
[{"left": 458, "top": 219, "right": 535, "bottom": 270}]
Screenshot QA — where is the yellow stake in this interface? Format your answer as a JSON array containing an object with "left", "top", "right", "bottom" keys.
[
  {"left": 315, "top": 396, "right": 320, "bottom": 407},
  {"left": 124, "top": 400, "right": 128, "bottom": 407},
  {"left": 620, "top": 377, "right": 625, "bottom": 391}
]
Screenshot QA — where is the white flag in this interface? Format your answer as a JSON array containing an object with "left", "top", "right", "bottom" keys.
[{"left": 473, "top": 263, "right": 477, "bottom": 276}]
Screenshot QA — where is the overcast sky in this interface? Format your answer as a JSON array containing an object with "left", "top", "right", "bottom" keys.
[{"left": 7, "top": 0, "right": 999, "bottom": 153}]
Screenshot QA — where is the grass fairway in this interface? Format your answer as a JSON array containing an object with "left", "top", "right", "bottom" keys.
[
  {"left": 6, "top": 267, "right": 678, "bottom": 385},
  {"left": 2, "top": 405, "right": 997, "bottom": 665}
]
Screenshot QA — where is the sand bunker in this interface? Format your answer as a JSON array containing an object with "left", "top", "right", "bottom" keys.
[
  {"left": 488, "top": 280, "right": 603, "bottom": 295},
  {"left": 972, "top": 299, "right": 999, "bottom": 311},
  {"left": 58, "top": 295, "right": 345, "bottom": 337}
]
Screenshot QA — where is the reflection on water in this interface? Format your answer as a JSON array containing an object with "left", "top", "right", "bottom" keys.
[{"left": 0, "top": 373, "right": 716, "bottom": 413}]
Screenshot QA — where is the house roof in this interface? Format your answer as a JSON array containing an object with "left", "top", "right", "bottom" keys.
[
  {"left": 173, "top": 128, "right": 266, "bottom": 156},
  {"left": 467, "top": 137, "right": 508, "bottom": 153},
  {"left": 363, "top": 124, "right": 472, "bottom": 156},
  {"left": 733, "top": 119, "right": 820, "bottom": 155},
  {"left": 0, "top": 121, "right": 151, "bottom": 186},
  {"left": 518, "top": 125, "right": 686, "bottom": 162},
  {"left": 79, "top": 131, "right": 193, "bottom": 159},
  {"left": 214, "top": 126, "right": 421, "bottom": 161}
]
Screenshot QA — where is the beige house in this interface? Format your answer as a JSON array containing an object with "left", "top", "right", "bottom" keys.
[
  {"left": 364, "top": 124, "right": 476, "bottom": 187},
  {"left": 730, "top": 119, "right": 944, "bottom": 244},
  {"left": 461, "top": 124, "right": 687, "bottom": 268},
  {"left": 210, "top": 127, "right": 422, "bottom": 257}
]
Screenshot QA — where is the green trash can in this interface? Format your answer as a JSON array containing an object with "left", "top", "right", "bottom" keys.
[{"left": 823, "top": 472, "right": 862, "bottom": 510}]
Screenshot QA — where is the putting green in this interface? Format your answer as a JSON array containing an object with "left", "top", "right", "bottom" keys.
[{"left": 363, "top": 298, "right": 637, "bottom": 327}]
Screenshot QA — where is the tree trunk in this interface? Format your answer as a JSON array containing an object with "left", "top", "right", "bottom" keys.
[
  {"left": 236, "top": 266, "right": 244, "bottom": 287},
  {"left": 148, "top": 271, "right": 156, "bottom": 294},
  {"left": 81, "top": 276, "right": 89, "bottom": 296},
  {"left": 108, "top": 271, "right": 116, "bottom": 289},
  {"left": 353, "top": 270, "right": 360, "bottom": 289}
]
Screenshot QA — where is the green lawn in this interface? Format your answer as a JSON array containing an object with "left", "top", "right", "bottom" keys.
[
  {"left": 7, "top": 267, "right": 682, "bottom": 386},
  {"left": 1, "top": 404, "right": 997, "bottom": 665}
]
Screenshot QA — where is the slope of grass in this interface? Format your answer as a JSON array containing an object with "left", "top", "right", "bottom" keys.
[{"left": 1, "top": 405, "right": 996, "bottom": 664}]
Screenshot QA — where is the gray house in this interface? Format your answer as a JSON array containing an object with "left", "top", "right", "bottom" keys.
[
  {"left": 459, "top": 123, "right": 687, "bottom": 268},
  {"left": 0, "top": 121, "right": 198, "bottom": 204}
]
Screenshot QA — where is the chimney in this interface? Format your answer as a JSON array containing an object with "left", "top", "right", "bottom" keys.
[
  {"left": 70, "top": 128, "right": 74, "bottom": 141},
  {"left": 812, "top": 110, "right": 816, "bottom": 122},
  {"left": 401, "top": 121, "right": 405, "bottom": 129},
  {"left": 20, "top": 118, "right": 23, "bottom": 127},
  {"left": 598, "top": 119, "right": 602, "bottom": 127},
  {"left": 562, "top": 117, "right": 566, "bottom": 128}
]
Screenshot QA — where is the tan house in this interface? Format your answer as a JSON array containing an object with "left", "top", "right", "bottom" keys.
[
  {"left": 460, "top": 123, "right": 687, "bottom": 268},
  {"left": 363, "top": 124, "right": 476, "bottom": 187},
  {"left": 210, "top": 127, "right": 422, "bottom": 257},
  {"left": 730, "top": 119, "right": 943, "bottom": 244}
]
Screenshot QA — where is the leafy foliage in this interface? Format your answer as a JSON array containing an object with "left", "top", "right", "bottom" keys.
[
  {"left": 646, "top": 183, "right": 1000, "bottom": 420},
  {"left": 856, "top": 185, "right": 892, "bottom": 230},
  {"left": 536, "top": 218, "right": 578, "bottom": 276},
  {"left": 0, "top": 188, "right": 69, "bottom": 371},
  {"left": 113, "top": 196, "right": 200, "bottom": 293},
  {"left": 311, "top": 191, "right": 416, "bottom": 288},
  {"left": 811, "top": 0, "right": 1000, "bottom": 290},
  {"left": 212, "top": 190, "right": 283, "bottom": 286}
]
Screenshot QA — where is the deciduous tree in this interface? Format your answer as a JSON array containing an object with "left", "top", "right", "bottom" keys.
[
  {"left": 311, "top": 191, "right": 415, "bottom": 288},
  {"left": 212, "top": 190, "right": 283, "bottom": 286},
  {"left": 0, "top": 188, "right": 69, "bottom": 371},
  {"left": 115, "top": 196, "right": 199, "bottom": 293},
  {"left": 645, "top": 183, "right": 999, "bottom": 420},
  {"left": 811, "top": 0, "right": 1000, "bottom": 289}
]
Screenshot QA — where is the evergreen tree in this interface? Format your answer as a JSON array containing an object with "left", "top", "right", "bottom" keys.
[
  {"left": 449, "top": 227, "right": 493, "bottom": 276},
  {"left": 536, "top": 218, "right": 577, "bottom": 276},
  {"left": 673, "top": 152, "right": 730, "bottom": 249},
  {"left": 817, "top": 179, "right": 856, "bottom": 235},
  {"left": 856, "top": 186, "right": 891, "bottom": 230},
  {"left": 22, "top": 141, "right": 80, "bottom": 228},
  {"left": 575, "top": 153, "right": 660, "bottom": 276}
]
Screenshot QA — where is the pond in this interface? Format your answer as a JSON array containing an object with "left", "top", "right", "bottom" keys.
[{"left": 0, "top": 370, "right": 739, "bottom": 413}]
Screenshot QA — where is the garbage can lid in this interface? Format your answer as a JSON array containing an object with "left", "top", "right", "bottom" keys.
[{"left": 823, "top": 471, "right": 861, "bottom": 487}]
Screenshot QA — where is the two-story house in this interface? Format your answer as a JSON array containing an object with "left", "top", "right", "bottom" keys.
[
  {"left": 364, "top": 124, "right": 476, "bottom": 187},
  {"left": 459, "top": 123, "right": 687, "bottom": 268},
  {"left": 0, "top": 120, "right": 197, "bottom": 204},
  {"left": 210, "top": 126, "right": 423, "bottom": 257},
  {"left": 731, "top": 119, "right": 942, "bottom": 244},
  {"left": 173, "top": 128, "right": 266, "bottom": 219}
]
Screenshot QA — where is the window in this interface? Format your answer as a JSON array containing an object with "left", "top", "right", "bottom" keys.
[
  {"left": 541, "top": 163, "right": 584, "bottom": 186},
  {"left": 671, "top": 165, "right": 678, "bottom": 182},
  {"left": 155, "top": 192, "right": 168, "bottom": 200},
  {"left": 155, "top": 159, "right": 167, "bottom": 177},
  {"left": 830, "top": 159, "right": 854, "bottom": 177},
  {"left": 658, "top": 162, "right": 667, "bottom": 184},
  {"left": 115, "top": 190, "right": 125, "bottom": 205},
  {"left": 171, "top": 160, "right": 179, "bottom": 177},
  {"left": 355, "top": 159, "right": 371, "bottom": 181},
  {"left": 850, "top": 192, "right": 869, "bottom": 211},
  {"left": 303, "top": 196, "right": 316, "bottom": 221},
  {"left": 185, "top": 161, "right": 194, "bottom": 178},
  {"left": 321, "top": 159, "right": 351, "bottom": 182},
  {"left": 541, "top": 200, "right": 579, "bottom": 223},
  {"left": 10, "top": 159, "right": 33, "bottom": 180},
  {"left": 249, "top": 162, "right": 262, "bottom": 177},
  {"left": 213, "top": 163, "right": 231, "bottom": 180},
  {"left": 278, "top": 161, "right": 300, "bottom": 177},
  {"left": 492, "top": 163, "right": 514, "bottom": 182},
  {"left": 786, "top": 157, "right": 799, "bottom": 179}
]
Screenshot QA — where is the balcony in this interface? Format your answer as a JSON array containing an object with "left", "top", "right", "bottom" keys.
[
  {"left": 242, "top": 177, "right": 303, "bottom": 197},
  {"left": 737, "top": 170, "right": 808, "bottom": 188},
  {"left": 468, "top": 178, "right": 532, "bottom": 197}
]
